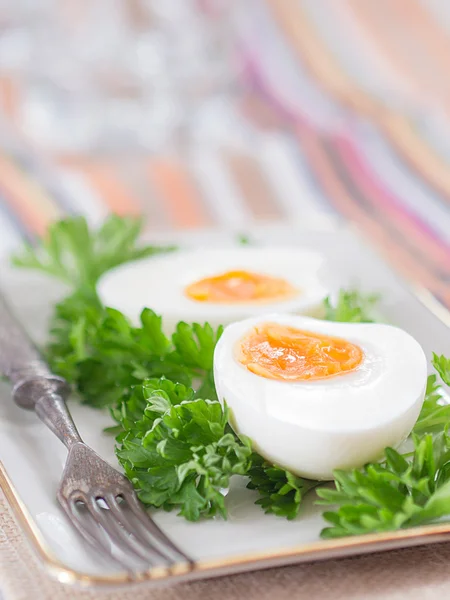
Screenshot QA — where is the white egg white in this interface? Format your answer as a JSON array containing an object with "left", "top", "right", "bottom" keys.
[
  {"left": 213, "top": 314, "right": 427, "bottom": 480},
  {"left": 97, "top": 248, "right": 329, "bottom": 331}
]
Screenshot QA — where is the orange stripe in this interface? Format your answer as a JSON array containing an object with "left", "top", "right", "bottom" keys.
[
  {"left": 117, "top": 158, "right": 170, "bottom": 229},
  {"left": 0, "top": 156, "right": 61, "bottom": 236},
  {"left": 346, "top": 0, "right": 423, "bottom": 100},
  {"left": 66, "top": 159, "right": 141, "bottom": 216},
  {"left": 125, "top": 0, "right": 151, "bottom": 27},
  {"left": 224, "top": 152, "right": 282, "bottom": 220},
  {"left": 266, "top": 0, "right": 380, "bottom": 115},
  {"left": 296, "top": 126, "right": 450, "bottom": 298},
  {"left": 0, "top": 77, "right": 19, "bottom": 122},
  {"left": 240, "top": 93, "right": 287, "bottom": 131},
  {"left": 146, "top": 159, "right": 209, "bottom": 229},
  {"left": 392, "top": 0, "right": 450, "bottom": 100},
  {"left": 348, "top": 0, "right": 431, "bottom": 97},
  {"left": 381, "top": 114, "right": 450, "bottom": 202}
]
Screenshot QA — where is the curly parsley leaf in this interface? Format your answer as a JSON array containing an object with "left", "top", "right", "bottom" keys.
[
  {"left": 413, "top": 374, "right": 450, "bottom": 435},
  {"left": 48, "top": 306, "right": 220, "bottom": 408},
  {"left": 247, "top": 454, "right": 320, "bottom": 520},
  {"left": 45, "top": 288, "right": 104, "bottom": 382},
  {"left": 317, "top": 354, "right": 450, "bottom": 538},
  {"left": 12, "top": 215, "right": 222, "bottom": 410},
  {"left": 171, "top": 322, "right": 223, "bottom": 400},
  {"left": 236, "top": 233, "right": 252, "bottom": 245},
  {"left": 12, "top": 215, "right": 177, "bottom": 402},
  {"left": 317, "top": 429, "right": 450, "bottom": 538},
  {"left": 111, "top": 377, "right": 195, "bottom": 434},
  {"left": 116, "top": 379, "right": 252, "bottom": 520},
  {"left": 323, "top": 289, "right": 380, "bottom": 323},
  {"left": 12, "top": 214, "right": 175, "bottom": 288},
  {"left": 172, "top": 322, "right": 223, "bottom": 372},
  {"left": 413, "top": 354, "right": 450, "bottom": 436},
  {"left": 433, "top": 353, "right": 450, "bottom": 387}
]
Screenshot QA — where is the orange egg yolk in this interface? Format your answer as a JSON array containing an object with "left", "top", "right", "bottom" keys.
[
  {"left": 238, "top": 323, "right": 363, "bottom": 381},
  {"left": 185, "top": 270, "right": 298, "bottom": 304}
]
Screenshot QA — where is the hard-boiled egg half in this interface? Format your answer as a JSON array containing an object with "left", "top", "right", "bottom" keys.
[
  {"left": 214, "top": 314, "right": 427, "bottom": 480},
  {"left": 97, "top": 248, "right": 329, "bottom": 331}
]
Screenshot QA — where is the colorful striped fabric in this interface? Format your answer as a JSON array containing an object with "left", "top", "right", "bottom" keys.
[{"left": 1, "top": 0, "right": 450, "bottom": 310}]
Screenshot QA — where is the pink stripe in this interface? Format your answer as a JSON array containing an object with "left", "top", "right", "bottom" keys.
[
  {"left": 239, "top": 44, "right": 310, "bottom": 127},
  {"left": 334, "top": 131, "right": 450, "bottom": 266}
]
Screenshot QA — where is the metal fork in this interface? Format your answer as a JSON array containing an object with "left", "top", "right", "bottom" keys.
[{"left": 0, "top": 293, "right": 193, "bottom": 573}]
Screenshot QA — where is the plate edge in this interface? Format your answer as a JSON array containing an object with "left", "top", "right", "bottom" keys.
[{"left": 4, "top": 460, "right": 450, "bottom": 588}]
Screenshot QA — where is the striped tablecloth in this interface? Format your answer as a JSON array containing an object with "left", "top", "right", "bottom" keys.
[{"left": 2, "top": 1, "right": 450, "bottom": 313}]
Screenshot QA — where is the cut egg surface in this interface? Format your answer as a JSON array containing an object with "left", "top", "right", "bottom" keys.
[
  {"left": 214, "top": 314, "right": 427, "bottom": 480},
  {"left": 97, "top": 248, "right": 329, "bottom": 331}
]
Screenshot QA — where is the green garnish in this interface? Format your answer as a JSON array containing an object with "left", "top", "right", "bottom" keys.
[
  {"left": 323, "top": 289, "right": 380, "bottom": 323},
  {"left": 316, "top": 357, "right": 450, "bottom": 538},
  {"left": 413, "top": 373, "right": 450, "bottom": 436},
  {"left": 115, "top": 378, "right": 252, "bottom": 520},
  {"left": 247, "top": 454, "right": 320, "bottom": 520},
  {"left": 236, "top": 233, "right": 252, "bottom": 245},
  {"left": 49, "top": 305, "right": 222, "bottom": 408},
  {"left": 12, "top": 214, "right": 175, "bottom": 288},
  {"left": 317, "top": 430, "right": 450, "bottom": 538},
  {"left": 12, "top": 216, "right": 218, "bottom": 408},
  {"left": 433, "top": 353, "right": 450, "bottom": 387}
]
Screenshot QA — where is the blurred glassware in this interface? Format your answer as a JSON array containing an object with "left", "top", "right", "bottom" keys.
[{"left": 0, "top": 0, "right": 239, "bottom": 153}]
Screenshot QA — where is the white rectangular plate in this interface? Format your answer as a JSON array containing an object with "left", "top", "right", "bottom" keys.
[{"left": 2, "top": 222, "right": 450, "bottom": 590}]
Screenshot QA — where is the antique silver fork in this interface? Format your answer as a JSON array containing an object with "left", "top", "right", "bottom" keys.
[{"left": 0, "top": 293, "right": 193, "bottom": 573}]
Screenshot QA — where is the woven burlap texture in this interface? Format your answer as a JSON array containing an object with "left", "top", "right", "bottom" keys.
[{"left": 2, "top": 492, "right": 450, "bottom": 600}]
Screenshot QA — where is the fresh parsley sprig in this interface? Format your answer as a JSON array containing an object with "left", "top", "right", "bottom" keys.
[
  {"left": 247, "top": 454, "right": 320, "bottom": 520},
  {"left": 317, "top": 354, "right": 450, "bottom": 537},
  {"left": 433, "top": 354, "right": 450, "bottom": 387},
  {"left": 12, "top": 214, "right": 175, "bottom": 288},
  {"left": 12, "top": 215, "right": 220, "bottom": 408},
  {"left": 317, "top": 430, "right": 450, "bottom": 538},
  {"left": 49, "top": 305, "right": 221, "bottom": 408},
  {"left": 115, "top": 378, "right": 252, "bottom": 520},
  {"left": 323, "top": 289, "right": 380, "bottom": 323},
  {"left": 413, "top": 373, "right": 450, "bottom": 436}
]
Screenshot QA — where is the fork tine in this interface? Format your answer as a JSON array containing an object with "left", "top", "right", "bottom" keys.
[
  {"left": 105, "top": 494, "right": 173, "bottom": 563},
  {"left": 60, "top": 496, "right": 135, "bottom": 572},
  {"left": 86, "top": 496, "right": 166, "bottom": 566},
  {"left": 56, "top": 444, "right": 193, "bottom": 570},
  {"left": 123, "top": 492, "right": 194, "bottom": 564}
]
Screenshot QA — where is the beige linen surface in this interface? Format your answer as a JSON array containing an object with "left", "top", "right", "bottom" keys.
[{"left": 1, "top": 491, "right": 450, "bottom": 600}]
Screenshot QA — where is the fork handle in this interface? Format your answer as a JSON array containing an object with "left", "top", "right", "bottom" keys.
[
  {"left": 0, "top": 293, "right": 82, "bottom": 449},
  {"left": 34, "top": 392, "right": 83, "bottom": 449},
  {"left": 0, "top": 292, "right": 51, "bottom": 382}
]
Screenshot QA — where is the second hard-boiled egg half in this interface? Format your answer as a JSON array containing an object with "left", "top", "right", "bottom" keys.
[
  {"left": 97, "top": 247, "right": 330, "bottom": 330},
  {"left": 214, "top": 314, "right": 427, "bottom": 480}
]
